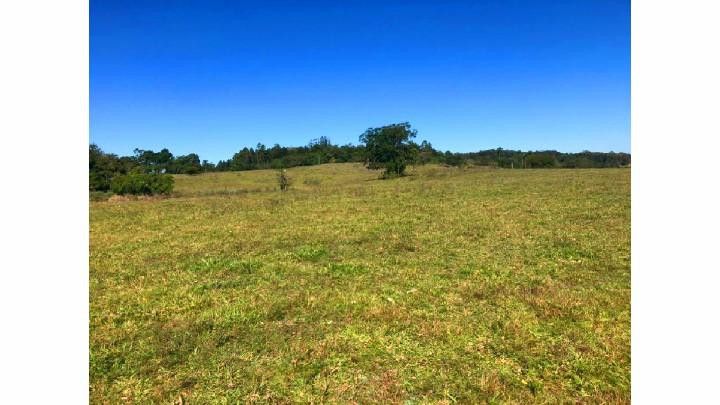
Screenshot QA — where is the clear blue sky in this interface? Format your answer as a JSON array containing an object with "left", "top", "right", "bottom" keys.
[{"left": 91, "top": 0, "right": 630, "bottom": 163}]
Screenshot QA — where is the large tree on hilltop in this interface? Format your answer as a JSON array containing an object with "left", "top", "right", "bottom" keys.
[{"left": 359, "top": 122, "right": 418, "bottom": 178}]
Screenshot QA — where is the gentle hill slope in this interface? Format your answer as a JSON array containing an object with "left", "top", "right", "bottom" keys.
[{"left": 90, "top": 165, "right": 630, "bottom": 403}]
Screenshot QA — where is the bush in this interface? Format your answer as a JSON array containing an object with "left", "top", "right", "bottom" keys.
[
  {"left": 278, "top": 169, "right": 290, "bottom": 191},
  {"left": 90, "top": 171, "right": 113, "bottom": 192},
  {"left": 110, "top": 173, "right": 174, "bottom": 195}
]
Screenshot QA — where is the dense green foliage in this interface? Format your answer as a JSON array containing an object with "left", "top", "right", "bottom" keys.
[
  {"left": 359, "top": 122, "right": 418, "bottom": 177},
  {"left": 91, "top": 164, "right": 630, "bottom": 403},
  {"left": 131, "top": 148, "right": 203, "bottom": 175},
  {"left": 215, "top": 137, "right": 367, "bottom": 171},
  {"left": 110, "top": 173, "right": 174, "bottom": 195},
  {"left": 455, "top": 148, "right": 631, "bottom": 169},
  {"left": 89, "top": 144, "right": 136, "bottom": 191},
  {"left": 90, "top": 145, "right": 195, "bottom": 192}
]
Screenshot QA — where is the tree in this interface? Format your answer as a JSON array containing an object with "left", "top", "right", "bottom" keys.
[
  {"left": 173, "top": 153, "right": 202, "bottom": 174},
  {"left": 444, "top": 151, "right": 466, "bottom": 167},
  {"left": 417, "top": 140, "right": 440, "bottom": 165},
  {"left": 201, "top": 160, "right": 215, "bottom": 172},
  {"left": 525, "top": 152, "right": 557, "bottom": 168},
  {"left": 359, "top": 122, "right": 418, "bottom": 178},
  {"left": 90, "top": 144, "right": 117, "bottom": 191},
  {"left": 155, "top": 149, "right": 174, "bottom": 173},
  {"left": 231, "top": 148, "right": 255, "bottom": 171}
]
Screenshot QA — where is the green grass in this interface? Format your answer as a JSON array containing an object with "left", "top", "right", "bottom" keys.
[{"left": 90, "top": 163, "right": 630, "bottom": 403}]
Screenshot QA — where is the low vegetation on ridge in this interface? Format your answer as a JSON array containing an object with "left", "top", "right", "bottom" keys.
[{"left": 90, "top": 123, "right": 631, "bottom": 196}]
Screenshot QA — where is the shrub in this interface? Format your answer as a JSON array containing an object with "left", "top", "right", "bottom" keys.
[
  {"left": 110, "top": 173, "right": 174, "bottom": 195},
  {"left": 90, "top": 171, "right": 113, "bottom": 192},
  {"left": 278, "top": 169, "right": 290, "bottom": 191}
]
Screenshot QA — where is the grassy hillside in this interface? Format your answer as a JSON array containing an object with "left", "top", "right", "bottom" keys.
[{"left": 90, "top": 164, "right": 630, "bottom": 403}]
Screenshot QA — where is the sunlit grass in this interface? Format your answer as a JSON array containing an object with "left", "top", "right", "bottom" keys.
[{"left": 90, "top": 163, "right": 630, "bottom": 403}]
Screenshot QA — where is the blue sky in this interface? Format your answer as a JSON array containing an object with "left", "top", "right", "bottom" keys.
[{"left": 91, "top": 0, "right": 630, "bottom": 163}]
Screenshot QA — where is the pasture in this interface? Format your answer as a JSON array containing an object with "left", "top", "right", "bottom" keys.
[{"left": 90, "top": 164, "right": 630, "bottom": 403}]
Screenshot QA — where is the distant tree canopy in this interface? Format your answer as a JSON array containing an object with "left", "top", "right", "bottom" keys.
[
  {"left": 132, "top": 148, "right": 201, "bottom": 174},
  {"left": 89, "top": 128, "right": 630, "bottom": 193},
  {"left": 359, "top": 122, "right": 419, "bottom": 178},
  {"left": 213, "top": 138, "right": 366, "bottom": 172}
]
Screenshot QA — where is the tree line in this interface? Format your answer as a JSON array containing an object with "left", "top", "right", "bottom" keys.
[{"left": 90, "top": 123, "right": 630, "bottom": 194}]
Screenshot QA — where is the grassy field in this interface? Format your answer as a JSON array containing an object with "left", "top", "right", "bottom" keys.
[{"left": 90, "top": 164, "right": 630, "bottom": 403}]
